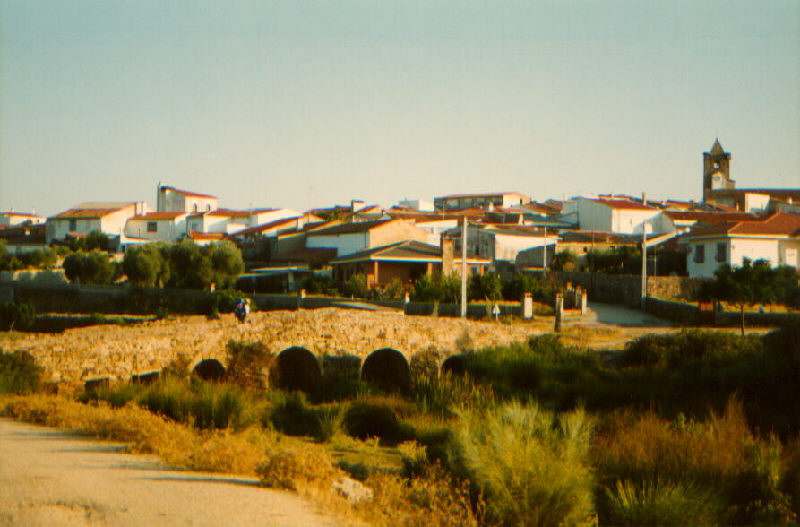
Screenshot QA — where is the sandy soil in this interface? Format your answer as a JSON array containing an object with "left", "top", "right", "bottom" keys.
[{"left": 0, "top": 418, "right": 340, "bottom": 527}]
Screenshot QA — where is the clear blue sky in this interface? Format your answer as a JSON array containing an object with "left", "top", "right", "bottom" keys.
[{"left": 1, "top": 0, "right": 798, "bottom": 216}]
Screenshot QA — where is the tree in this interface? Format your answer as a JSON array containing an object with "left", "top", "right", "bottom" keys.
[
  {"left": 123, "top": 244, "right": 169, "bottom": 287},
  {"left": 63, "top": 251, "right": 114, "bottom": 285},
  {"left": 708, "top": 258, "right": 781, "bottom": 335},
  {"left": 208, "top": 241, "right": 245, "bottom": 289},
  {"left": 550, "top": 250, "right": 577, "bottom": 272},
  {"left": 85, "top": 230, "right": 110, "bottom": 252}
]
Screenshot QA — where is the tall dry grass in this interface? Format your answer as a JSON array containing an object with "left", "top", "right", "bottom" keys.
[
  {"left": 594, "top": 398, "right": 796, "bottom": 525},
  {"left": 453, "top": 401, "right": 596, "bottom": 527}
]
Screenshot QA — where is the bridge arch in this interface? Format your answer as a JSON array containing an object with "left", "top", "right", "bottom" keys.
[
  {"left": 193, "top": 359, "right": 226, "bottom": 381},
  {"left": 275, "top": 347, "right": 322, "bottom": 394},
  {"left": 361, "top": 348, "right": 411, "bottom": 393}
]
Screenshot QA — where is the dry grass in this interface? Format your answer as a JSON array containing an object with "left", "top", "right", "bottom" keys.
[{"left": 0, "top": 393, "right": 481, "bottom": 527}]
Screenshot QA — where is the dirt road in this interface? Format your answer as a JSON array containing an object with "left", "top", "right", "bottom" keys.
[{"left": 0, "top": 418, "right": 340, "bottom": 527}]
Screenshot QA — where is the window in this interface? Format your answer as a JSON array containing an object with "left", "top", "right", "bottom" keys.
[
  {"left": 715, "top": 243, "right": 726, "bottom": 263},
  {"left": 147, "top": 221, "right": 158, "bottom": 233},
  {"left": 694, "top": 244, "right": 705, "bottom": 264},
  {"left": 69, "top": 219, "right": 76, "bottom": 231}
]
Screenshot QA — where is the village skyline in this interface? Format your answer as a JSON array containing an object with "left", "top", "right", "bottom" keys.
[{"left": 2, "top": 1, "right": 798, "bottom": 217}]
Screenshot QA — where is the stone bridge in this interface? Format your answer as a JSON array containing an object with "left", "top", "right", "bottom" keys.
[{"left": 1, "top": 308, "right": 541, "bottom": 388}]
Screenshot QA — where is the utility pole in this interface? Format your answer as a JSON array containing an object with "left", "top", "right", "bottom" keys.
[
  {"left": 640, "top": 192, "right": 647, "bottom": 310},
  {"left": 543, "top": 225, "right": 548, "bottom": 270},
  {"left": 461, "top": 216, "right": 468, "bottom": 318}
]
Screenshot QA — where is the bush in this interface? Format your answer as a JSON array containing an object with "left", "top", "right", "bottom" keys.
[
  {"left": 63, "top": 250, "right": 115, "bottom": 285},
  {"left": 453, "top": 402, "right": 595, "bottom": 527},
  {"left": 622, "top": 330, "right": 763, "bottom": 369},
  {"left": 603, "top": 479, "right": 722, "bottom": 526},
  {"left": 340, "top": 273, "right": 368, "bottom": 298},
  {"left": 0, "top": 350, "right": 42, "bottom": 393},
  {"left": 0, "top": 300, "right": 36, "bottom": 331},
  {"left": 257, "top": 446, "right": 341, "bottom": 491},
  {"left": 225, "top": 340, "right": 273, "bottom": 390},
  {"left": 593, "top": 399, "right": 796, "bottom": 526},
  {"left": 343, "top": 402, "right": 415, "bottom": 446},
  {"left": 123, "top": 244, "right": 169, "bottom": 287},
  {"left": 268, "top": 391, "right": 322, "bottom": 438}
]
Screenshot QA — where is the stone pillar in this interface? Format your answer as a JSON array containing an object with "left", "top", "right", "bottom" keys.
[
  {"left": 579, "top": 288, "right": 588, "bottom": 315},
  {"left": 554, "top": 293, "right": 564, "bottom": 333},
  {"left": 522, "top": 292, "right": 533, "bottom": 319}
]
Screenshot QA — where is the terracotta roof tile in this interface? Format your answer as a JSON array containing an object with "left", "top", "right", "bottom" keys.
[{"left": 160, "top": 186, "right": 217, "bottom": 199}]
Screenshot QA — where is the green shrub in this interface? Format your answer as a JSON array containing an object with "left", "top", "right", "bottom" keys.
[
  {"left": 453, "top": 401, "right": 595, "bottom": 527},
  {"left": 594, "top": 400, "right": 796, "bottom": 526},
  {"left": 603, "top": 479, "right": 723, "bottom": 526},
  {"left": 0, "top": 350, "right": 42, "bottom": 394},
  {"left": 340, "top": 273, "right": 368, "bottom": 298},
  {"left": 343, "top": 402, "right": 415, "bottom": 446},
  {"left": 0, "top": 300, "right": 36, "bottom": 331},
  {"left": 225, "top": 339, "right": 273, "bottom": 390},
  {"left": 268, "top": 391, "right": 322, "bottom": 437},
  {"left": 622, "top": 330, "right": 763, "bottom": 369}
]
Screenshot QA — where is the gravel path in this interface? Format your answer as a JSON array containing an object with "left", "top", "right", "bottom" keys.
[{"left": 0, "top": 418, "right": 340, "bottom": 527}]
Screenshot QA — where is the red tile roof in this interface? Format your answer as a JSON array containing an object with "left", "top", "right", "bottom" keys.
[
  {"left": 160, "top": 186, "right": 217, "bottom": 199},
  {"left": 52, "top": 208, "right": 126, "bottom": 219},
  {"left": 664, "top": 211, "right": 758, "bottom": 223},
  {"left": 0, "top": 212, "right": 42, "bottom": 218},
  {"left": 590, "top": 198, "right": 657, "bottom": 211},
  {"left": 686, "top": 212, "right": 800, "bottom": 238},
  {"left": 307, "top": 219, "right": 395, "bottom": 236},
  {"left": 230, "top": 216, "right": 303, "bottom": 237},
  {"left": 131, "top": 212, "right": 186, "bottom": 221},
  {"left": 186, "top": 231, "right": 229, "bottom": 241}
]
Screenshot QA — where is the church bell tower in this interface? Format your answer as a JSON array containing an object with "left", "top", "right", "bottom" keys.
[{"left": 702, "top": 138, "right": 734, "bottom": 202}]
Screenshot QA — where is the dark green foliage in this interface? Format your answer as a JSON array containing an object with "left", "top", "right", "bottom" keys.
[
  {"left": 85, "top": 230, "right": 110, "bottom": 252},
  {"left": 586, "top": 246, "right": 641, "bottom": 274},
  {"left": 343, "top": 402, "right": 415, "bottom": 446},
  {"left": 226, "top": 339, "right": 273, "bottom": 390},
  {"left": 472, "top": 272, "right": 502, "bottom": 301},
  {"left": 268, "top": 391, "right": 322, "bottom": 437},
  {"left": 166, "top": 240, "right": 244, "bottom": 290},
  {"left": 206, "top": 289, "right": 246, "bottom": 315},
  {"left": 87, "top": 375, "right": 256, "bottom": 430},
  {"left": 123, "top": 244, "right": 169, "bottom": 287},
  {"left": 0, "top": 350, "right": 41, "bottom": 393},
  {"left": 412, "top": 272, "right": 460, "bottom": 303},
  {"left": 702, "top": 259, "right": 794, "bottom": 333},
  {"left": 621, "top": 330, "right": 763, "bottom": 369},
  {"left": 0, "top": 300, "right": 36, "bottom": 331},
  {"left": 0, "top": 246, "right": 57, "bottom": 271},
  {"left": 339, "top": 273, "right": 368, "bottom": 298},
  {"left": 550, "top": 250, "right": 577, "bottom": 271},
  {"left": 63, "top": 250, "right": 115, "bottom": 285}
]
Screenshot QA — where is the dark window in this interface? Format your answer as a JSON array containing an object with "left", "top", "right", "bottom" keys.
[
  {"left": 694, "top": 244, "right": 705, "bottom": 264},
  {"left": 147, "top": 221, "right": 158, "bottom": 233},
  {"left": 716, "top": 243, "right": 726, "bottom": 263},
  {"left": 69, "top": 219, "right": 77, "bottom": 231}
]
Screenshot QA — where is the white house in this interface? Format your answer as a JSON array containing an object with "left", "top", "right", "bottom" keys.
[
  {"left": 445, "top": 223, "right": 556, "bottom": 272},
  {"left": 124, "top": 212, "right": 188, "bottom": 242},
  {"left": 46, "top": 202, "right": 146, "bottom": 244},
  {"left": 575, "top": 197, "right": 661, "bottom": 235},
  {"left": 682, "top": 212, "right": 800, "bottom": 278},
  {"left": 306, "top": 219, "right": 429, "bottom": 258},
  {"left": 434, "top": 192, "right": 530, "bottom": 212},
  {"left": 653, "top": 210, "right": 758, "bottom": 236},
  {"left": 186, "top": 208, "right": 302, "bottom": 235},
  {"left": 0, "top": 211, "right": 45, "bottom": 227},
  {"left": 157, "top": 186, "right": 218, "bottom": 214}
]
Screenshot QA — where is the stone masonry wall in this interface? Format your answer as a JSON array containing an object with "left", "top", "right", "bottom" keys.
[{"left": 0, "top": 308, "right": 540, "bottom": 385}]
